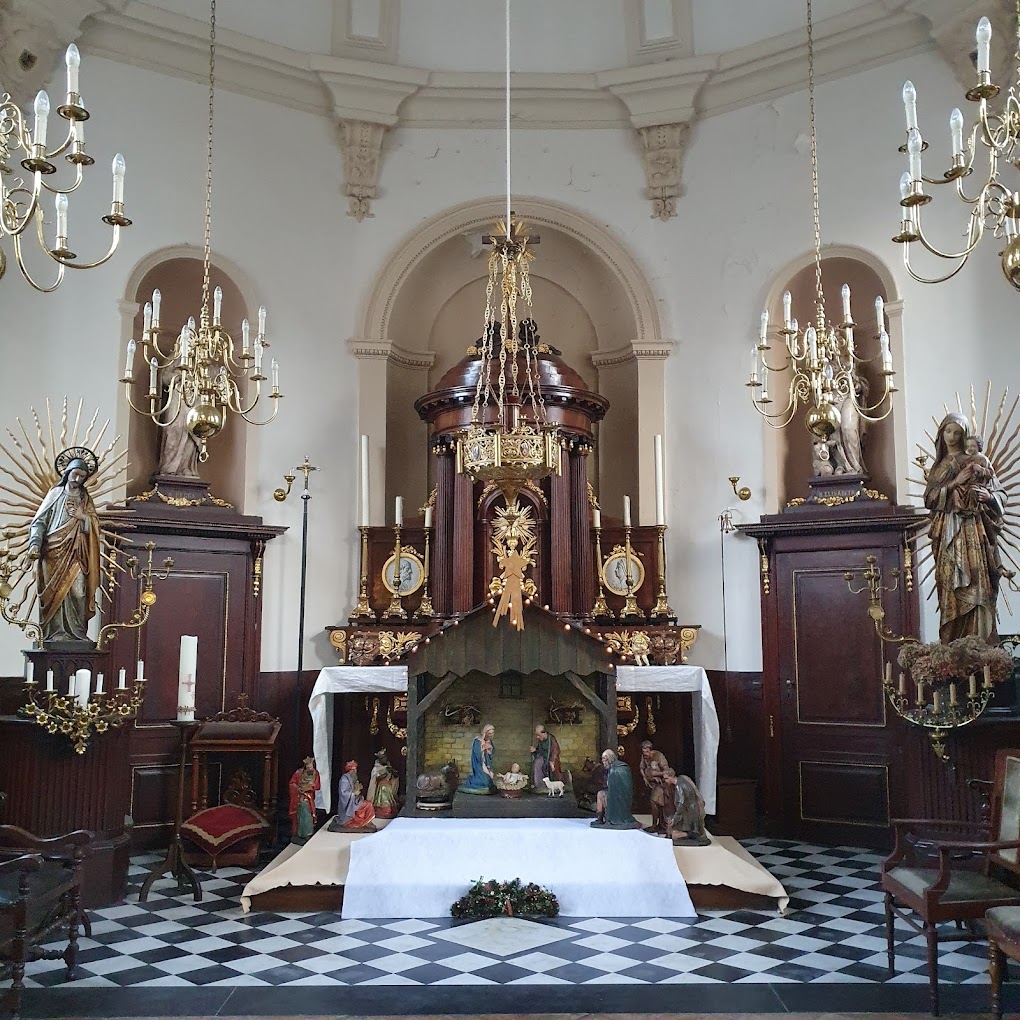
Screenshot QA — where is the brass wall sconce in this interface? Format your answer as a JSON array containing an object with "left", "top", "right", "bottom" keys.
[{"left": 729, "top": 476, "right": 751, "bottom": 501}]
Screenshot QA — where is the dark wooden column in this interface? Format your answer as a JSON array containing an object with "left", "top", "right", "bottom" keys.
[
  {"left": 431, "top": 437, "right": 456, "bottom": 616},
  {"left": 549, "top": 440, "right": 573, "bottom": 614},
  {"left": 452, "top": 473, "right": 476, "bottom": 613},
  {"left": 571, "top": 443, "right": 595, "bottom": 617}
]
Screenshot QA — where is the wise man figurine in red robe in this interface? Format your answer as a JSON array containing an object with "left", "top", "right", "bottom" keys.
[{"left": 288, "top": 755, "right": 320, "bottom": 845}]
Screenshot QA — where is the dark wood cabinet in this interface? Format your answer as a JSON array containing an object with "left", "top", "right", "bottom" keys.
[
  {"left": 106, "top": 505, "right": 283, "bottom": 849},
  {"left": 741, "top": 507, "right": 921, "bottom": 847}
]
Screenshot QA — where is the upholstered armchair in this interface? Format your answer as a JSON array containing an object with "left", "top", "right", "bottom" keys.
[
  {"left": 0, "top": 826, "right": 93, "bottom": 1019},
  {"left": 882, "top": 748, "right": 1020, "bottom": 1016}
]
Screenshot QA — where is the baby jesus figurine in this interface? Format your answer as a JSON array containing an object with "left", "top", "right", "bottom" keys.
[
  {"left": 501, "top": 762, "right": 522, "bottom": 783},
  {"left": 952, "top": 435, "right": 995, "bottom": 514}
]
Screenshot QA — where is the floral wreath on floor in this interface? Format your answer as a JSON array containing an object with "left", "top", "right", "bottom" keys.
[{"left": 451, "top": 877, "right": 559, "bottom": 919}]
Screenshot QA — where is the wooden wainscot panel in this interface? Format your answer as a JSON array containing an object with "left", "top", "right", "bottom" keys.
[{"left": 800, "top": 760, "right": 890, "bottom": 828}]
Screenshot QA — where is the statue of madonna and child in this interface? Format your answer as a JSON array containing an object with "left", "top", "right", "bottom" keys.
[{"left": 458, "top": 723, "right": 496, "bottom": 794}]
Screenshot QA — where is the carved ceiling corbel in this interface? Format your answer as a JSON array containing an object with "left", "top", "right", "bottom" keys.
[
  {"left": 0, "top": 0, "right": 125, "bottom": 109},
  {"left": 598, "top": 58, "right": 714, "bottom": 221},
  {"left": 313, "top": 58, "right": 427, "bottom": 221}
]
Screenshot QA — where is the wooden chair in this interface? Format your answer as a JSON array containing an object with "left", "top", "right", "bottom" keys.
[
  {"left": 987, "top": 905, "right": 1020, "bottom": 1020},
  {"left": 0, "top": 827, "right": 93, "bottom": 1020},
  {"left": 882, "top": 747, "right": 1020, "bottom": 1016}
]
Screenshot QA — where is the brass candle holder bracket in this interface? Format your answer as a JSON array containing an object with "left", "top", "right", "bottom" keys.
[
  {"left": 417, "top": 522, "right": 434, "bottom": 620},
  {"left": 97, "top": 542, "right": 174, "bottom": 650},
  {"left": 20, "top": 674, "right": 148, "bottom": 755},
  {"left": 350, "top": 526, "right": 376, "bottom": 622},
  {"left": 620, "top": 525, "right": 645, "bottom": 621},
  {"left": 591, "top": 523, "right": 611, "bottom": 620},
  {"left": 382, "top": 523, "right": 407, "bottom": 620},
  {"left": 843, "top": 554, "right": 907, "bottom": 644}
]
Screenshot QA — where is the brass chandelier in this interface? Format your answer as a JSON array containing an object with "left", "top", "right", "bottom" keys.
[
  {"left": 455, "top": 0, "right": 560, "bottom": 501},
  {"left": 1, "top": 45, "right": 131, "bottom": 292},
  {"left": 894, "top": 1, "right": 1020, "bottom": 289},
  {"left": 748, "top": 0, "right": 896, "bottom": 440},
  {"left": 121, "top": 0, "right": 280, "bottom": 462}
]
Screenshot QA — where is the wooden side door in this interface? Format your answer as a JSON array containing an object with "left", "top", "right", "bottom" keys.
[{"left": 771, "top": 536, "right": 906, "bottom": 847}]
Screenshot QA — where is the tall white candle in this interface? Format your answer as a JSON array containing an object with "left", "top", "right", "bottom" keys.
[
  {"left": 95, "top": 672, "right": 104, "bottom": 695},
  {"left": 592, "top": 506, "right": 601, "bottom": 530},
  {"left": 67, "top": 675, "right": 75, "bottom": 697},
  {"left": 33, "top": 91, "right": 50, "bottom": 148},
  {"left": 424, "top": 506, "right": 433, "bottom": 529},
  {"left": 976, "top": 17, "right": 992, "bottom": 75},
  {"left": 623, "top": 495, "right": 632, "bottom": 528},
  {"left": 950, "top": 108, "right": 964, "bottom": 157},
  {"left": 25, "top": 660, "right": 33, "bottom": 683},
  {"left": 902, "top": 80, "right": 918, "bottom": 132},
  {"left": 360, "top": 435, "right": 370, "bottom": 527},
  {"left": 65, "top": 44, "right": 80, "bottom": 96},
  {"left": 395, "top": 495, "right": 403, "bottom": 526},
  {"left": 45, "top": 670, "right": 54, "bottom": 692},
  {"left": 782, "top": 290, "right": 792, "bottom": 330},
  {"left": 178, "top": 635, "right": 198, "bottom": 722},
  {"left": 111, "top": 153, "right": 126, "bottom": 205},
  {"left": 74, "top": 669, "right": 91, "bottom": 709},
  {"left": 653, "top": 434, "right": 665, "bottom": 527},
  {"left": 118, "top": 668, "right": 126, "bottom": 690},
  {"left": 137, "top": 659, "right": 144, "bottom": 680}
]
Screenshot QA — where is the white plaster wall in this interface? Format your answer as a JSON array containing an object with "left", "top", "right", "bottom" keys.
[{"left": 0, "top": 44, "right": 1014, "bottom": 679}]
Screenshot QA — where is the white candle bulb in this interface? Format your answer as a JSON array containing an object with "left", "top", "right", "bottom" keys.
[
  {"left": 180, "top": 325, "right": 190, "bottom": 360},
  {"left": 653, "top": 433, "right": 665, "bottom": 527},
  {"left": 25, "top": 661, "right": 33, "bottom": 683},
  {"left": 875, "top": 295, "right": 885, "bottom": 330},
  {"left": 137, "top": 659, "right": 144, "bottom": 680},
  {"left": 271, "top": 358, "right": 279, "bottom": 391},
  {"left": 899, "top": 171, "right": 912, "bottom": 202},
  {"left": 241, "top": 318, "right": 250, "bottom": 354},
  {"left": 841, "top": 284, "right": 851, "bottom": 322},
  {"left": 67, "top": 674, "right": 75, "bottom": 697},
  {"left": 45, "top": 670, "right": 54, "bottom": 692},
  {"left": 360, "top": 434, "right": 370, "bottom": 527},
  {"left": 907, "top": 127, "right": 922, "bottom": 182},
  {"left": 212, "top": 285, "right": 222, "bottom": 324},
  {"left": 902, "top": 80, "right": 917, "bottom": 132},
  {"left": 33, "top": 90, "right": 50, "bottom": 148},
  {"left": 750, "top": 346, "right": 759, "bottom": 383},
  {"left": 151, "top": 289, "right": 161, "bottom": 326},
  {"left": 254, "top": 337, "right": 263, "bottom": 373},
  {"left": 111, "top": 153, "right": 126, "bottom": 205},
  {"left": 258, "top": 306, "right": 267, "bottom": 336},
  {"left": 143, "top": 301, "right": 152, "bottom": 335},
  {"left": 65, "top": 44, "right": 80, "bottom": 95},
  {"left": 54, "top": 192, "right": 67, "bottom": 239},
  {"left": 761, "top": 368, "right": 770, "bottom": 401},
  {"left": 72, "top": 110, "right": 85, "bottom": 145},
  {"left": 976, "top": 17, "right": 992, "bottom": 75},
  {"left": 124, "top": 339, "right": 136, "bottom": 379},
  {"left": 74, "top": 669, "right": 91, "bottom": 709},
  {"left": 592, "top": 506, "right": 601, "bottom": 529},
  {"left": 806, "top": 325, "right": 817, "bottom": 363},
  {"left": 950, "top": 108, "right": 964, "bottom": 157},
  {"left": 424, "top": 506, "right": 433, "bottom": 529},
  {"left": 148, "top": 357, "right": 158, "bottom": 394},
  {"left": 759, "top": 309, "right": 769, "bottom": 343},
  {"left": 782, "top": 290, "right": 792, "bottom": 329},
  {"left": 95, "top": 672, "right": 104, "bottom": 695},
  {"left": 118, "top": 668, "right": 126, "bottom": 690},
  {"left": 623, "top": 494, "right": 632, "bottom": 528},
  {"left": 178, "top": 635, "right": 198, "bottom": 721},
  {"left": 395, "top": 495, "right": 403, "bottom": 525}
]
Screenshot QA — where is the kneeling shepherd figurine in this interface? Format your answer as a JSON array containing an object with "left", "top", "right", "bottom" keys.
[
  {"left": 591, "top": 749, "right": 641, "bottom": 830},
  {"left": 664, "top": 769, "right": 710, "bottom": 846}
]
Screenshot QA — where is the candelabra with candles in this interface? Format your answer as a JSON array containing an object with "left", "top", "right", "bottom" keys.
[
  {"left": 0, "top": 44, "right": 132, "bottom": 292},
  {"left": 590, "top": 505, "right": 612, "bottom": 620},
  {"left": 417, "top": 505, "right": 435, "bottom": 620},
  {"left": 893, "top": 3, "right": 1020, "bottom": 289},
  {"left": 749, "top": 0, "right": 896, "bottom": 444},
  {"left": 620, "top": 497, "right": 644, "bottom": 620},
  {"left": 383, "top": 497, "right": 407, "bottom": 620},
  {"left": 20, "top": 662, "right": 148, "bottom": 755},
  {"left": 119, "top": 0, "right": 280, "bottom": 462}
]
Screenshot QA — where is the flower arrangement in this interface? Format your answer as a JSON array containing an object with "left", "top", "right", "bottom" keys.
[
  {"left": 897, "top": 636, "right": 1014, "bottom": 685},
  {"left": 451, "top": 878, "right": 559, "bottom": 920}
]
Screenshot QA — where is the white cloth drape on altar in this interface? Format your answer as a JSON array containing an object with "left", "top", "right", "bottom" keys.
[{"left": 309, "top": 663, "right": 719, "bottom": 813}]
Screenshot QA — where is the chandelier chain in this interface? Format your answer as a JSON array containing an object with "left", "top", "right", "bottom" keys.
[
  {"left": 806, "top": 0, "right": 825, "bottom": 320},
  {"left": 201, "top": 0, "right": 216, "bottom": 322}
]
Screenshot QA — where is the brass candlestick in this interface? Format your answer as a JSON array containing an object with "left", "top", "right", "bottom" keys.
[
  {"left": 350, "top": 525, "right": 376, "bottom": 622},
  {"left": 417, "top": 522, "right": 434, "bottom": 619},
  {"left": 591, "top": 522, "right": 612, "bottom": 620},
  {"left": 620, "top": 524, "right": 645, "bottom": 620},
  {"left": 383, "top": 523, "right": 407, "bottom": 620},
  {"left": 650, "top": 524, "right": 675, "bottom": 622}
]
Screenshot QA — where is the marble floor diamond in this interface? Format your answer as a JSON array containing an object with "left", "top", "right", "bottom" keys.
[{"left": 23, "top": 839, "right": 996, "bottom": 988}]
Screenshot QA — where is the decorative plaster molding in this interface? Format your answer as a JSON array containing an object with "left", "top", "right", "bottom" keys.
[
  {"left": 330, "top": 0, "right": 399, "bottom": 64},
  {"left": 907, "top": 0, "right": 1015, "bottom": 96},
  {"left": 638, "top": 123, "right": 687, "bottom": 220},
  {"left": 0, "top": 0, "right": 122, "bottom": 109},
  {"left": 623, "top": 0, "right": 694, "bottom": 65},
  {"left": 337, "top": 119, "right": 385, "bottom": 220},
  {"left": 79, "top": 1, "right": 935, "bottom": 130},
  {"left": 591, "top": 339, "right": 676, "bottom": 368},
  {"left": 346, "top": 338, "right": 435, "bottom": 369}
]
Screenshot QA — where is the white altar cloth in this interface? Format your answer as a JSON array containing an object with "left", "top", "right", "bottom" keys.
[
  {"left": 309, "top": 663, "right": 719, "bottom": 813},
  {"left": 341, "top": 817, "right": 697, "bottom": 919}
]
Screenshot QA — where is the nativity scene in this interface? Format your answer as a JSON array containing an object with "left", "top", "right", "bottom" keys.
[{"left": 1, "top": 0, "right": 1020, "bottom": 1017}]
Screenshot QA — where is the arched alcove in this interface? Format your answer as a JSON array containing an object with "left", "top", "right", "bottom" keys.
[
  {"left": 120, "top": 248, "right": 262, "bottom": 511},
  {"left": 760, "top": 246, "right": 905, "bottom": 509},
  {"left": 356, "top": 198, "right": 666, "bottom": 526}
]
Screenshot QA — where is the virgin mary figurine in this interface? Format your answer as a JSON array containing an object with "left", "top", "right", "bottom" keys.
[{"left": 458, "top": 723, "right": 495, "bottom": 795}]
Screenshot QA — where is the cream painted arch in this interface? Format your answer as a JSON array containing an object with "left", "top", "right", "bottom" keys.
[
  {"left": 757, "top": 243, "right": 909, "bottom": 510},
  {"left": 115, "top": 244, "right": 266, "bottom": 511},
  {"left": 353, "top": 196, "right": 673, "bottom": 526}
]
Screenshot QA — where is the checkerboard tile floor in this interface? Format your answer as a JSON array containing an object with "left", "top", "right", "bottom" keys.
[{"left": 24, "top": 839, "right": 993, "bottom": 987}]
